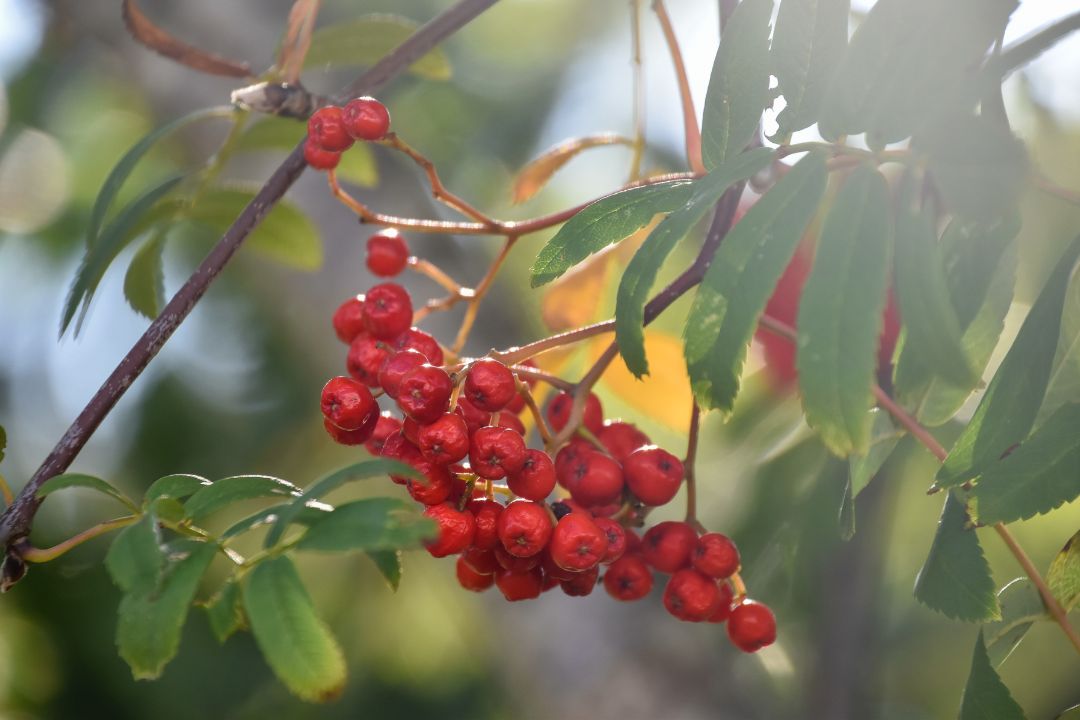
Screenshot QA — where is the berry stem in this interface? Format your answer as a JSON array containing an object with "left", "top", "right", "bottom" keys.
[
  {"left": 409, "top": 257, "right": 464, "bottom": 293},
  {"left": 17, "top": 515, "right": 139, "bottom": 563},
  {"left": 652, "top": 0, "right": 705, "bottom": 174},
  {"left": 683, "top": 403, "right": 703, "bottom": 531},
  {"left": 492, "top": 320, "right": 616, "bottom": 366},
  {"left": 452, "top": 236, "right": 518, "bottom": 353},
  {"left": 516, "top": 379, "right": 555, "bottom": 451},
  {"left": 730, "top": 571, "right": 747, "bottom": 602},
  {"left": 508, "top": 365, "right": 574, "bottom": 392},
  {"left": 628, "top": 0, "right": 646, "bottom": 181}
]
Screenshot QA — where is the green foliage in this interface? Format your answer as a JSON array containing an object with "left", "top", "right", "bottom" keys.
[
  {"left": 530, "top": 180, "right": 694, "bottom": 287},
  {"left": 700, "top": 0, "right": 774, "bottom": 170},
  {"left": 183, "top": 474, "right": 302, "bottom": 522},
  {"left": 1046, "top": 529, "right": 1080, "bottom": 612},
  {"left": 770, "top": 0, "right": 849, "bottom": 138},
  {"left": 1040, "top": 273, "right": 1080, "bottom": 423},
  {"left": 796, "top": 164, "right": 891, "bottom": 456},
  {"left": 684, "top": 152, "right": 827, "bottom": 412},
  {"left": 123, "top": 234, "right": 167, "bottom": 319},
  {"left": 204, "top": 579, "right": 245, "bottom": 644},
  {"left": 296, "top": 498, "right": 435, "bottom": 553},
  {"left": 958, "top": 632, "right": 1027, "bottom": 720},
  {"left": 304, "top": 15, "right": 452, "bottom": 80},
  {"left": 848, "top": 408, "right": 902, "bottom": 500},
  {"left": 243, "top": 556, "right": 347, "bottom": 703},
  {"left": 36, "top": 473, "right": 139, "bottom": 513},
  {"left": 936, "top": 235, "right": 1080, "bottom": 489},
  {"left": 614, "top": 148, "right": 774, "bottom": 377},
  {"left": 983, "top": 578, "right": 1047, "bottom": 667},
  {"left": 366, "top": 549, "right": 404, "bottom": 591},
  {"left": 144, "top": 474, "right": 212, "bottom": 504},
  {"left": 914, "top": 492, "right": 1000, "bottom": 622},
  {"left": 105, "top": 515, "right": 164, "bottom": 594}
]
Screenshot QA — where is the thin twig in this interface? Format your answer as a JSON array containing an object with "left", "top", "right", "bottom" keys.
[
  {"left": 18, "top": 516, "right": 139, "bottom": 563},
  {"left": 628, "top": 0, "right": 646, "bottom": 181},
  {"left": 453, "top": 236, "right": 518, "bottom": 352},
  {"left": 684, "top": 403, "right": 703, "bottom": 530},
  {"left": 652, "top": 0, "right": 704, "bottom": 174}
]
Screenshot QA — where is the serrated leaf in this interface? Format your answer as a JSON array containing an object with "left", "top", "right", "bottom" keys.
[
  {"left": 222, "top": 501, "right": 332, "bottom": 540},
  {"left": 616, "top": 148, "right": 775, "bottom": 377},
  {"left": 297, "top": 498, "right": 436, "bottom": 553},
  {"left": 701, "top": 0, "right": 774, "bottom": 170},
  {"left": 684, "top": 152, "right": 827, "bottom": 412},
  {"left": 183, "top": 475, "right": 302, "bottom": 522},
  {"left": 771, "top": 0, "right": 849, "bottom": 138},
  {"left": 936, "top": 235, "right": 1080, "bottom": 489},
  {"left": 37, "top": 473, "right": 139, "bottom": 513},
  {"left": 263, "top": 459, "right": 420, "bottom": 549},
  {"left": 958, "top": 632, "right": 1027, "bottom": 720},
  {"left": 185, "top": 187, "right": 322, "bottom": 270},
  {"left": 123, "top": 234, "right": 166, "bottom": 319},
  {"left": 236, "top": 116, "right": 376, "bottom": 188},
  {"left": 893, "top": 177, "right": 977, "bottom": 386},
  {"left": 513, "top": 134, "right": 632, "bottom": 205},
  {"left": 848, "top": 408, "right": 902, "bottom": 498},
  {"left": 144, "top": 474, "right": 212, "bottom": 505},
  {"left": 530, "top": 180, "right": 695, "bottom": 288},
  {"left": 243, "top": 556, "right": 346, "bottom": 702},
  {"left": 116, "top": 540, "right": 216, "bottom": 680},
  {"left": 304, "top": 15, "right": 451, "bottom": 80},
  {"left": 204, "top": 579, "right": 244, "bottom": 643},
  {"left": 984, "top": 578, "right": 1048, "bottom": 667},
  {"left": 106, "top": 514, "right": 163, "bottom": 594},
  {"left": 797, "top": 164, "right": 892, "bottom": 456},
  {"left": 914, "top": 492, "right": 1000, "bottom": 622},
  {"left": 1040, "top": 274, "right": 1080, "bottom": 424},
  {"left": 63, "top": 175, "right": 185, "bottom": 335},
  {"left": 366, "top": 550, "right": 403, "bottom": 591},
  {"left": 1047, "top": 529, "right": 1080, "bottom": 612}
]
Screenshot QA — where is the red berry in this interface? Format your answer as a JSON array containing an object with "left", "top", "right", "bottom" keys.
[
  {"left": 560, "top": 566, "right": 599, "bottom": 597},
  {"left": 554, "top": 438, "right": 593, "bottom": 487},
  {"left": 467, "top": 498, "right": 504, "bottom": 551},
  {"left": 464, "top": 359, "right": 517, "bottom": 412},
  {"left": 455, "top": 396, "right": 492, "bottom": 435},
  {"left": 597, "top": 421, "right": 651, "bottom": 462},
  {"left": 308, "top": 105, "right": 354, "bottom": 152},
  {"left": 332, "top": 296, "right": 365, "bottom": 343},
  {"left": 342, "top": 96, "right": 391, "bottom": 141},
  {"left": 663, "top": 569, "right": 721, "bottom": 622},
  {"left": 364, "top": 412, "right": 401, "bottom": 455},
  {"left": 378, "top": 349, "right": 428, "bottom": 399},
  {"left": 379, "top": 431, "right": 421, "bottom": 484},
  {"left": 727, "top": 600, "right": 777, "bottom": 652},
  {"left": 393, "top": 328, "right": 444, "bottom": 365},
  {"left": 423, "top": 502, "right": 476, "bottom": 558},
  {"left": 549, "top": 513, "right": 609, "bottom": 572},
  {"left": 708, "top": 582, "right": 736, "bottom": 624},
  {"left": 540, "top": 546, "right": 578, "bottom": 581},
  {"left": 564, "top": 451, "right": 624, "bottom": 507},
  {"left": 602, "top": 554, "right": 653, "bottom": 601},
  {"left": 418, "top": 412, "right": 470, "bottom": 464},
  {"left": 624, "top": 528, "right": 643, "bottom": 555},
  {"left": 462, "top": 546, "right": 499, "bottom": 575},
  {"left": 346, "top": 333, "right": 393, "bottom": 386},
  {"left": 366, "top": 230, "right": 409, "bottom": 277},
  {"left": 507, "top": 448, "right": 556, "bottom": 502},
  {"left": 396, "top": 364, "right": 453, "bottom": 424},
  {"left": 495, "top": 410, "right": 526, "bottom": 435},
  {"left": 593, "top": 517, "right": 627, "bottom": 563},
  {"left": 624, "top": 446, "right": 684, "bottom": 507},
  {"left": 322, "top": 415, "right": 377, "bottom": 445},
  {"left": 641, "top": 521, "right": 697, "bottom": 574},
  {"left": 469, "top": 426, "right": 527, "bottom": 480},
  {"left": 303, "top": 138, "right": 341, "bottom": 170},
  {"left": 456, "top": 556, "right": 494, "bottom": 592},
  {"left": 496, "top": 500, "right": 553, "bottom": 558},
  {"left": 320, "top": 376, "right": 379, "bottom": 431},
  {"left": 361, "top": 283, "right": 413, "bottom": 340},
  {"left": 693, "top": 533, "right": 740, "bottom": 579},
  {"left": 494, "top": 567, "right": 543, "bottom": 601},
  {"left": 494, "top": 544, "right": 541, "bottom": 572},
  {"left": 546, "top": 391, "right": 603, "bottom": 435},
  {"left": 401, "top": 416, "right": 422, "bottom": 446},
  {"left": 406, "top": 461, "right": 453, "bottom": 505}
]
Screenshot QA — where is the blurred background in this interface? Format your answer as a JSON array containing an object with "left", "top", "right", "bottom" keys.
[{"left": 1, "top": 0, "right": 1079, "bottom": 717}]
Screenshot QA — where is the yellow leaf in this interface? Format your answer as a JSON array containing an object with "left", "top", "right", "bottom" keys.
[
  {"left": 541, "top": 253, "right": 612, "bottom": 331},
  {"left": 513, "top": 133, "right": 632, "bottom": 205},
  {"left": 593, "top": 329, "right": 692, "bottom": 430}
]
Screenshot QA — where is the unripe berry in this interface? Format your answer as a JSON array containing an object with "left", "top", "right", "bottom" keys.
[
  {"left": 456, "top": 556, "right": 494, "bottom": 592},
  {"left": 602, "top": 554, "right": 653, "bottom": 601},
  {"left": 496, "top": 500, "right": 553, "bottom": 558},
  {"left": 560, "top": 566, "right": 599, "bottom": 597},
  {"left": 507, "top": 448, "right": 557, "bottom": 501},
  {"left": 597, "top": 421, "right": 651, "bottom": 462},
  {"left": 366, "top": 230, "right": 409, "bottom": 277},
  {"left": 469, "top": 426, "right": 527, "bottom": 480},
  {"left": 494, "top": 567, "right": 543, "bottom": 601},
  {"left": 303, "top": 138, "right": 341, "bottom": 170},
  {"left": 346, "top": 333, "right": 393, "bottom": 386},
  {"left": 593, "top": 517, "right": 627, "bottom": 563},
  {"left": 464, "top": 359, "right": 516, "bottom": 412},
  {"left": 361, "top": 283, "right": 413, "bottom": 340},
  {"left": 663, "top": 569, "right": 721, "bottom": 622},
  {"left": 378, "top": 349, "right": 427, "bottom": 399},
  {"left": 693, "top": 533, "right": 740, "bottom": 579},
  {"left": 467, "top": 498, "right": 504, "bottom": 551},
  {"left": 549, "top": 513, "right": 609, "bottom": 572},
  {"left": 396, "top": 364, "right": 453, "bottom": 424},
  {"left": 308, "top": 105, "right": 354, "bottom": 151},
  {"left": 364, "top": 412, "right": 401, "bottom": 455},
  {"left": 624, "top": 446, "right": 684, "bottom": 506},
  {"left": 546, "top": 391, "right": 603, "bottom": 435},
  {"left": 423, "top": 502, "right": 476, "bottom": 558},
  {"left": 641, "top": 521, "right": 698, "bottom": 574},
  {"left": 343, "top": 97, "right": 391, "bottom": 141},
  {"left": 564, "top": 451, "right": 624, "bottom": 507},
  {"left": 332, "top": 296, "right": 365, "bottom": 344},
  {"left": 727, "top": 600, "right": 777, "bottom": 652}
]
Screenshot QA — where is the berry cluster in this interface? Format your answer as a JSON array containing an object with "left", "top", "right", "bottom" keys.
[
  {"left": 316, "top": 219, "right": 776, "bottom": 654},
  {"left": 304, "top": 97, "right": 392, "bottom": 170}
]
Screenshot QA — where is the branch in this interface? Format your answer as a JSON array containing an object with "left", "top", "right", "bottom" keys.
[
  {"left": 0, "top": 0, "right": 503, "bottom": 572},
  {"left": 987, "top": 10, "right": 1080, "bottom": 81}
]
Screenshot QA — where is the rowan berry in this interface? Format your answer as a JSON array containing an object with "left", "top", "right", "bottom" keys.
[
  {"left": 332, "top": 296, "right": 365, "bottom": 344},
  {"left": 464, "top": 359, "right": 516, "bottom": 412},
  {"left": 308, "top": 105, "right": 354, "bottom": 152},
  {"left": 495, "top": 410, "right": 526, "bottom": 435},
  {"left": 496, "top": 500, "right": 553, "bottom": 558},
  {"left": 549, "top": 512, "right": 609, "bottom": 572},
  {"left": 462, "top": 546, "right": 499, "bottom": 575},
  {"left": 593, "top": 517, "right": 627, "bottom": 563},
  {"left": 361, "top": 283, "right": 413, "bottom": 340},
  {"left": 641, "top": 521, "right": 697, "bottom": 573},
  {"left": 560, "top": 566, "right": 599, "bottom": 597},
  {"left": 364, "top": 413, "right": 402, "bottom": 455},
  {"left": 708, "top": 583, "right": 736, "bottom": 624},
  {"left": 554, "top": 439, "right": 594, "bottom": 486},
  {"left": 378, "top": 349, "right": 428, "bottom": 399},
  {"left": 396, "top": 364, "right": 453, "bottom": 424},
  {"left": 546, "top": 391, "right": 603, "bottom": 435},
  {"left": 507, "top": 448, "right": 556, "bottom": 501},
  {"left": 401, "top": 416, "right": 421, "bottom": 445},
  {"left": 663, "top": 569, "right": 721, "bottom": 622},
  {"left": 366, "top": 229, "right": 409, "bottom": 277},
  {"left": 423, "top": 502, "right": 476, "bottom": 558},
  {"left": 494, "top": 544, "right": 541, "bottom": 572},
  {"left": 597, "top": 421, "right": 651, "bottom": 462},
  {"left": 456, "top": 556, "right": 494, "bottom": 592},
  {"left": 602, "top": 554, "right": 653, "bottom": 601},
  {"left": 406, "top": 461, "right": 453, "bottom": 506},
  {"left": 455, "top": 396, "right": 492, "bottom": 434},
  {"left": 322, "top": 416, "right": 377, "bottom": 445},
  {"left": 624, "top": 446, "right": 684, "bottom": 507},
  {"left": 466, "top": 498, "right": 504, "bottom": 551},
  {"left": 727, "top": 600, "right": 776, "bottom": 652},
  {"left": 392, "top": 328, "right": 443, "bottom": 365},
  {"left": 303, "top": 138, "right": 341, "bottom": 170},
  {"left": 320, "top": 376, "right": 378, "bottom": 432},
  {"left": 564, "top": 451, "right": 624, "bottom": 507},
  {"left": 469, "top": 426, "right": 527, "bottom": 480},
  {"left": 343, "top": 96, "right": 391, "bottom": 141},
  {"left": 494, "top": 567, "right": 543, "bottom": 601},
  {"left": 693, "top": 533, "right": 740, "bottom": 579},
  {"left": 346, "top": 333, "right": 393, "bottom": 386},
  {"left": 379, "top": 431, "right": 422, "bottom": 484},
  {"left": 417, "top": 412, "right": 470, "bottom": 464},
  {"left": 540, "top": 546, "right": 577, "bottom": 581}
]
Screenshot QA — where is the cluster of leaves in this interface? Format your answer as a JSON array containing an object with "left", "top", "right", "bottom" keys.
[
  {"left": 34, "top": 459, "right": 435, "bottom": 701},
  {"left": 530, "top": 0, "right": 1080, "bottom": 714}
]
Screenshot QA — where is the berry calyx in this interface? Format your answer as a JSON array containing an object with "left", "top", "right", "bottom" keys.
[
  {"left": 496, "top": 500, "right": 553, "bottom": 558},
  {"left": 343, "top": 97, "right": 391, "bottom": 141},
  {"left": 396, "top": 364, "right": 453, "bottom": 424},
  {"left": 641, "top": 521, "right": 698, "bottom": 574},
  {"left": 423, "top": 502, "right": 476, "bottom": 558},
  {"left": 303, "top": 138, "right": 341, "bottom": 170},
  {"left": 602, "top": 554, "right": 653, "bottom": 601},
  {"left": 308, "top": 105, "right": 354, "bottom": 152},
  {"left": 469, "top": 426, "right": 527, "bottom": 480},
  {"left": 549, "top": 512, "right": 609, "bottom": 572},
  {"left": 624, "top": 446, "right": 684, "bottom": 507},
  {"left": 361, "top": 283, "right": 413, "bottom": 340},
  {"left": 693, "top": 533, "right": 740, "bottom": 579},
  {"left": 507, "top": 448, "right": 557, "bottom": 501},
  {"left": 463, "top": 358, "right": 517, "bottom": 412},
  {"left": 332, "top": 296, "right": 365, "bottom": 344},
  {"left": 417, "top": 412, "right": 470, "bottom": 464},
  {"left": 663, "top": 569, "right": 721, "bottom": 622},
  {"left": 727, "top": 600, "right": 777, "bottom": 653},
  {"left": 366, "top": 230, "right": 409, "bottom": 277}
]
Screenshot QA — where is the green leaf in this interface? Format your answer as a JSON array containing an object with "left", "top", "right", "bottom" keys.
[
  {"left": 87, "top": 107, "right": 234, "bottom": 251},
  {"left": 971, "top": 404, "right": 1080, "bottom": 525},
  {"left": 366, "top": 550, "right": 403, "bottom": 591},
  {"left": 771, "top": 0, "right": 849, "bottom": 138},
  {"left": 37, "top": 473, "right": 139, "bottom": 513},
  {"left": 1040, "top": 273, "right": 1080, "bottom": 424},
  {"left": 848, "top": 408, "right": 902, "bottom": 499},
  {"left": 894, "top": 214, "right": 1020, "bottom": 426},
  {"left": 615, "top": 148, "right": 775, "bottom": 377},
  {"left": 204, "top": 579, "right": 245, "bottom": 644},
  {"left": 914, "top": 492, "right": 1000, "bottom": 622},
  {"left": 116, "top": 540, "right": 217, "bottom": 680},
  {"left": 144, "top": 474, "right": 212, "bottom": 505},
  {"left": 122, "top": 234, "right": 166, "bottom": 320},
  {"left": 304, "top": 15, "right": 451, "bottom": 80},
  {"left": 243, "top": 556, "right": 346, "bottom": 702},
  {"left": 186, "top": 187, "right": 322, "bottom": 271},
  {"left": 958, "top": 632, "right": 1027, "bottom": 720},
  {"left": 105, "top": 514, "right": 164, "bottom": 594},
  {"left": 684, "top": 152, "right": 827, "bottom": 412},
  {"left": 1058, "top": 706, "right": 1080, "bottom": 720},
  {"left": 700, "top": 0, "right": 774, "bottom": 170},
  {"left": 222, "top": 501, "right": 332, "bottom": 540},
  {"left": 530, "top": 180, "right": 695, "bottom": 287},
  {"left": 296, "top": 498, "right": 436, "bottom": 553},
  {"left": 797, "top": 164, "right": 892, "bottom": 456},
  {"left": 1047, "top": 529, "right": 1080, "bottom": 612},
  {"left": 936, "top": 235, "right": 1080, "bottom": 488},
  {"left": 236, "top": 116, "right": 376, "bottom": 187},
  {"left": 893, "top": 178, "right": 977, "bottom": 386},
  {"left": 263, "top": 459, "right": 420, "bottom": 549},
  {"left": 984, "top": 578, "right": 1048, "bottom": 667},
  {"left": 63, "top": 176, "right": 185, "bottom": 335},
  {"left": 183, "top": 475, "right": 302, "bottom": 522}
]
